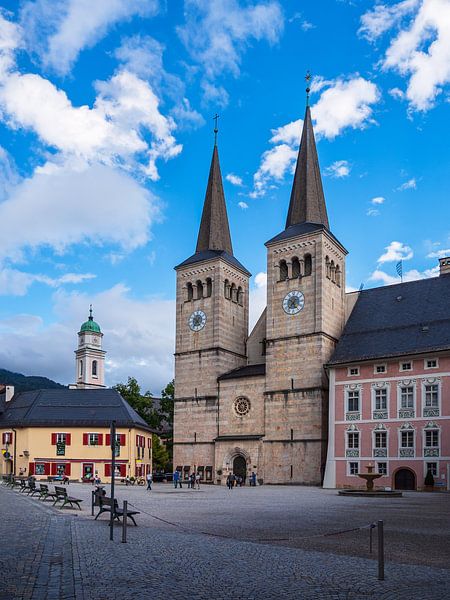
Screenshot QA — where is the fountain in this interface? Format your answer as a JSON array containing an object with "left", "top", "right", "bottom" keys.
[{"left": 338, "top": 464, "right": 402, "bottom": 497}]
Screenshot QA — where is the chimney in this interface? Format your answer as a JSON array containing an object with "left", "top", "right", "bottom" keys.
[
  {"left": 5, "top": 385, "right": 14, "bottom": 402},
  {"left": 439, "top": 257, "right": 450, "bottom": 276}
]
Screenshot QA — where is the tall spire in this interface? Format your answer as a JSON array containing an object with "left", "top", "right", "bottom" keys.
[
  {"left": 195, "top": 123, "right": 233, "bottom": 255},
  {"left": 285, "top": 81, "right": 329, "bottom": 230}
]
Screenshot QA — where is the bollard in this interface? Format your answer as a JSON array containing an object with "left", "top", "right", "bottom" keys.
[
  {"left": 369, "top": 523, "right": 374, "bottom": 554},
  {"left": 377, "top": 520, "right": 385, "bottom": 581},
  {"left": 91, "top": 490, "right": 95, "bottom": 517},
  {"left": 122, "top": 500, "right": 128, "bottom": 544}
]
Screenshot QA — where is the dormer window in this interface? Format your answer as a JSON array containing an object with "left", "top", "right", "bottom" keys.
[
  {"left": 425, "top": 358, "right": 438, "bottom": 369},
  {"left": 374, "top": 364, "right": 386, "bottom": 374},
  {"left": 348, "top": 367, "right": 360, "bottom": 377},
  {"left": 400, "top": 361, "right": 412, "bottom": 372}
]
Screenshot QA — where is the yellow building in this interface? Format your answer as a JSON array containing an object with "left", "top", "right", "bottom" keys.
[{"left": 0, "top": 310, "right": 156, "bottom": 482}]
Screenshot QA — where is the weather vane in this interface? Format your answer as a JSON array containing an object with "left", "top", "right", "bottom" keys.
[
  {"left": 305, "top": 70, "right": 311, "bottom": 106},
  {"left": 213, "top": 113, "right": 219, "bottom": 145}
]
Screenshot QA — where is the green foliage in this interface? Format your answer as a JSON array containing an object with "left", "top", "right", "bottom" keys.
[
  {"left": 424, "top": 470, "right": 435, "bottom": 487},
  {"left": 160, "top": 379, "right": 174, "bottom": 428},
  {"left": 113, "top": 377, "right": 160, "bottom": 429},
  {"left": 152, "top": 434, "right": 170, "bottom": 471},
  {"left": 0, "top": 368, "right": 65, "bottom": 392}
]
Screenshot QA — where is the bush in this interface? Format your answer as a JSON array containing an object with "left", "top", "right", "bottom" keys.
[{"left": 424, "top": 471, "right": 435, "bottom": 487}]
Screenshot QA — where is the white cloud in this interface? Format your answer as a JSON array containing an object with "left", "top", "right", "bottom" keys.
[
  {"left": 0, "top": 162, "right": 159, "bottom": 263},
  {"left": 367, "top": 208, "right": 380, "bottom": 217},
  {"left": 289, "top": 12, "right": 316, "bottom": 31},
  {"left": 358, "top": 0, "right": 419, "bottom": 42},
  {"left": 178, "top": 0, "right": 284, "bottom": 105},
  {"left": 371, "top": 196, "right": 385, "bottom": 204},
  {"left": 427, "top": 248, "right": 450, "bottom": 258},
  {"left": 250, "top": 75, "right": 379, "bottom": 196},
  {"left": 369, "top": 265, "right": 439, "bottom": 285},
  {"left": 171, "top": 98, "right": 205, "bottom": 129},
  {"left": 249, "top": 271, "right": 267, "bottom": 329},
  {"left": 226, "top": 173, "right": 243, "bottom": 186},
  {"left": 377, "top": 240, "right": 414, "bottom": 263},
  {"left": 0, "top": 268, "right": 95, "bottom": 296},
  {"left": 20, "top": 0, "right": 160, "bottom": 75},
  {"left": 360, "top": 0, "right": 450, "bottom": 111},
  {"left": 0, "top": 284, "right": 175, "bottom": 394},
  {"left": 389, "top": 87, "right": 405, "bottom": 100},
  {"left": 324, "top": 160, "right": 351, "bottom": 178},
  {"left": 397, "top": 177, "right": 417, "bottom": 190},
  {"left": 238, "top": 201, "right": 248, "bottom": 209}
]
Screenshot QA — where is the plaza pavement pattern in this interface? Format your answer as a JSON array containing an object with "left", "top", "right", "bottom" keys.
[{"left": 1, "top": 482, "right": 449, "bottom": 599}]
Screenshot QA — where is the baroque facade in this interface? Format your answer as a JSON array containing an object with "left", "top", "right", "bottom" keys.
[{"left": 173, "top": 105, "right": 347, "bottom": 485}]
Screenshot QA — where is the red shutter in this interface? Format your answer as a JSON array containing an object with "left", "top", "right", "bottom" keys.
[
  {"left": 29, "top": 462, "right": 35, "bottom": 475},
  {"left": 106, "top": 434, "right": 111, "bottom": 446},
  {"left": 44, "top": 463, "right": 51, "bottom": 475},
  {"left": 135, "top": 434, "right": 139, "bottom": 447},
  {"left": 83, "top": 433, "right": 88, "bottom": 445},
  {"left": 65, "top": 463, "right": 71, "bottom": 476},
  {"left": 119, "top": 464, "right": 126, "bottom": 477},
  {"left": 105, "top": 464, "right": 111, "bottom": 477},
  {"left": 98, "top": 434, "right": 103, "bottom": 446},
  {"left": 51, "top": 463, "right": 57, "bottom": 475},
  {"left": 66, "top": 434, "right": 71, "bottom": 446},
  {"left": 120, "top": 434, "right": 126, "bottom": 446},
  {"left": 51, "top": 433, "right": 57, "bottom": 445}
]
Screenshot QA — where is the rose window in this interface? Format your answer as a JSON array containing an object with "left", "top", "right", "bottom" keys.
[{"left": 234, "top": 397, "right": 251, "bottom": 416}]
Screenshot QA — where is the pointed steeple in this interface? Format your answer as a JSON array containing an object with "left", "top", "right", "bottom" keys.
[
  {"left": 285, "top": 105, "right": 329, "bottom": 230},
  {"left": 195, "top": 143, "right": 233, "bottom": 255}
]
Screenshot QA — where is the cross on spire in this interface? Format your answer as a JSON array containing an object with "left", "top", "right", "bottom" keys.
[
  {"left": 213, "top": 113, "right": 219, "bottom": 145},
  {"left": 305, "top": 70, "right": 311, "bottom": 106}
]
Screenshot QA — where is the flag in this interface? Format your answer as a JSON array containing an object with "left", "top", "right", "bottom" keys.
[
  {"left": 358, "top": 282, "right": 364, "bottom": 291},
  {"left": 396, "top": 261, "right": 403, "bottom": 278}
]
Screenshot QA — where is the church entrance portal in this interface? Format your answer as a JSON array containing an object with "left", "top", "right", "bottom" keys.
[
  {"left": 233, "top": 455, "right": 247, "bottom": 483},
  {"left": 394, "top": 468, "right": 416, "bottom": 490}
]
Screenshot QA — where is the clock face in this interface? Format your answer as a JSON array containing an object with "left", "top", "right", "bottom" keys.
[
  {"left": 188, "top": 310, "right": 207, "bottom": 332},
  {"left": 92, "top": 337, "right": 99, "bottom": 345},
  {"left": 282, "top": 290, "right": 305, "bottom": 315}
]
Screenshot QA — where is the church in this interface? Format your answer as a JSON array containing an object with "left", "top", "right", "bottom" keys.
[
  {"left": 173, "top": 96, "right": 450, "bottom": 489},
  {"left": 173, "top": 100, "right": 347, "bottom": 485}
]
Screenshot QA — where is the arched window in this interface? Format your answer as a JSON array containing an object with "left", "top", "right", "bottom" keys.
[
  {"left": 330, "top": 260, "right": 336, "bottom": 283},
  {"left": 230, "top": 283, "right": 237, "bottom": 303},
  {"left": 237, "top": 286, "right": 243, "bottom": 306},
  {"left": 187, "top": 282, "right": 194, "bottom": 301},
  {"left": 304, "top": 254, "right": 312, "bottom": 276},
  {"left": 279, "top": 260, "right": 288, "bottom": 281},
  {"left": 206, "top": 278, "right": 212, "bottom": 297},
  {"left": 335, "top": 265, "right": 341, "bottom": 287},
  {"left": 224, "top": 279, "right": 230, "bottom": 299},
  {"left": 325, "top": 256, "right": 330, "bottom": 279},
  {"left": 79, "top": 360, "right": 83, "bottom": 378},
  {"left": 92, "top": 360, "right": 98, "bottom": 377},
  {"left": 196, "top": 280, "right": 204, "bottom": 300},
  {"left": 292, "top": 257, "right": 300, "bottom": 278}
]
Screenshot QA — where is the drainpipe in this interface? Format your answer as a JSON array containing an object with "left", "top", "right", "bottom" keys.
[{"left": 12, "top": 428, "right": 17, "bottom": 476}]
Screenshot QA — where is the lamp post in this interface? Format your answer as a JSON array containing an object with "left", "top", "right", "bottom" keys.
[{"left": 109, "top": 420, "right": 116, "bottom": 541}]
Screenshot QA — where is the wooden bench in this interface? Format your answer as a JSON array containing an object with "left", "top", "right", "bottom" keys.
[
  {"left": 48, "top": 476, "right": 69, "bottom": 485},
  {"left": 53, "top": 486, "right": 83, "bottom": 510},
  {"left": 94, "top": 496, "right": 140, "bottom": 526},
  {"left": 38, "top": 483, "right": 58, "bottom": 503},
  {"left": 20, "top": 479, "right": 35, "bottom": 493},
  {"left": 28, "top": 480, "right": 41, "bottom": 497}
]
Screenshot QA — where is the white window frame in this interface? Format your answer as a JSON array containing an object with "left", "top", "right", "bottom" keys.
[
  {"left": 347, "top": 390, "right": 360, "bottom": 413},
  {"left": 423, "top": 424, "right": 440, "bottom": 458},
  {"left": 374, "top": 363, "right": 387, "bottom": 374},
  {"left": 92, "top": 360, "right": 98, "bottom": 378},
  {"left": 346, "top": 426, "right": 360, "bottom": 458},
  {"left": 88, "top": 433, "right": 100, "bottom": 446},
  {"left": 422, "top": 379, "right": 441, "bottom": 416},
  {"left": 347, "top": 461, "right": 360, "bottom": 476},
  {"left": 372, "top": 424, "right": 388, "bottom": 458},
  {"left": 56, "top": 433, "right": 67, "bottom": 444},
  {"left": 400, "top": 360, "right": 413, "bottom": 372},
  {"left": 397, "top": 381, "right": 416, "bottom": 418},
  {"left": 424, "top": 358, "right": 438, "bottom": 370},
  {"left": 377, "top": 462, "right": 388, "bottom": 476},
  {"left": 424, "top": 461, "right": 438, "bottom": 477},
  {"left": 347, "top": 366, "right": 360, "bottom": 377},
  {"left": 371, "top": 383, "right": 389, "bottom": 418},
  {"left": 3, "top": 431, "right": 12, "bottom": 444},
  {"left": 398, "top": 424, "right": 415, "bottom": 457}
]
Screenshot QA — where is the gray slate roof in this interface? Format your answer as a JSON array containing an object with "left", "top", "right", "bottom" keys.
[
  {"left": 329, "top": 274, "right": 450, "bottom": 365},
  {"left": 0, "top": 388, "right": 155, "bottom": 431},
  {"left": 218, "top": 363, "right": 266, "bottom": 381},
  {"left": 266, "top": 222, "right": 346, "bottom": 252}
]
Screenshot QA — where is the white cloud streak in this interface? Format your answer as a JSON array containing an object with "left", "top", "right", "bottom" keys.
[
  {"left": 226, "top": 173, "right": 243, "bottom": 186},
  {"left": 377, "top": 240, "right": 414, "bottom": 263},
  {"left": 397, "top": 177, "right": 417, "bottom": 190},
  {"left": 324, "top": 160, "right": 351, "bottom": 178}
]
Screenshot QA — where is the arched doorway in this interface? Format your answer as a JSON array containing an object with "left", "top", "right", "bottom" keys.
[
  {"left": 233, "top": 455, "right": 247, "bottom": 484},
  {"left": 394, "top": 468, "right": 416, "bottom": 490}
]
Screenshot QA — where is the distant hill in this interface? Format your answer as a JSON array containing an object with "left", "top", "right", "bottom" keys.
[{"left": 0, "top": 368, "right": 66, "bottom": 393}]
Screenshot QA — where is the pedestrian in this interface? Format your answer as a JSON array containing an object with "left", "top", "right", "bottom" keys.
[
  {"left": 173, "top": 470, "right": 179, "bottom": 489},
  {"left": 251, "top": 471, "right": 257, "bottom": 487},
  {"left": 226, "top": 473, "right": 232, "bottom": 490},
  {"left": 237, "top": 475, "right": 242, "bottom": 487},
  {"left": 146, "top": 472, "right": 153, "bottom": 491},
  {"left": 190, "top": 472, "right": 195, "bottom": 489},
  {"left": 187, "top": 472, "right": 191, "bottom": 489},
  {"left": 195, "top": 472, "right": 200, "bottom": 490}
]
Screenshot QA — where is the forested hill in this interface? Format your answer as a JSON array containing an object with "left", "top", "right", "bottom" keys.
[{"left": 0, "top": 369, "right": 66, "bottom": 393}]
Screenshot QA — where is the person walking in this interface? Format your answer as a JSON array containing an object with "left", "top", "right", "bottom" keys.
[
  {"left": 251, "top": 471, "right": 257, "bottom": 487},
  {"left": 146, "top": 472, "right": 153, "bottom": 491},
  {"left": 195, "top": 471, "right": 200, "bottom": 490},
  {"left": 226, "top": 473, "right": 233, "bottom": 490},
  {"left": 173, "top": 469, "right": 179, "bottom": 489}
]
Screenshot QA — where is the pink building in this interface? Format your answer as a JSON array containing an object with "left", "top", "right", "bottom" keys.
[{"left": 323, "top": 260, "right": 450, "bottom": 491}]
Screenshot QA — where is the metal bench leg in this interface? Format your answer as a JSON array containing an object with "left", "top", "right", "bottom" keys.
[{"left": 129, "top": 515, "right": 137, "bottom": 526}]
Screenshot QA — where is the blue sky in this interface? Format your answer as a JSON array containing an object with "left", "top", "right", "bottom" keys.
[{"left": 0, "top": 0, "right": 449, "bottom": 393}]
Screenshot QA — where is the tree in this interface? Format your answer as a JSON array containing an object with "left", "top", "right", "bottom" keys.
[
  {"left": 160, "top": 379, "right": 174, "bottom": 428},
  {"left": 113, "top": 377, "right": 160, "bottom": 429},
  {"left": 152, "top": 434, "right": 170, "bottom": 471}
]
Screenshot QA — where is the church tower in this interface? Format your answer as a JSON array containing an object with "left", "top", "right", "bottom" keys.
[
  {"left": 75, "top": 307, "right": 106, "bottom": 389},
  {"left": 173, "top": 133, "right": 250, "bottom": 472},
  {"left": 263, "top": 94, "right": 347, "bottom": 484}
]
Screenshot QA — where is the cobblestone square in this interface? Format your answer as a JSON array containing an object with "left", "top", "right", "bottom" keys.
[{"left": 1, "top": 482, "right": 449, "bottom": 599}]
